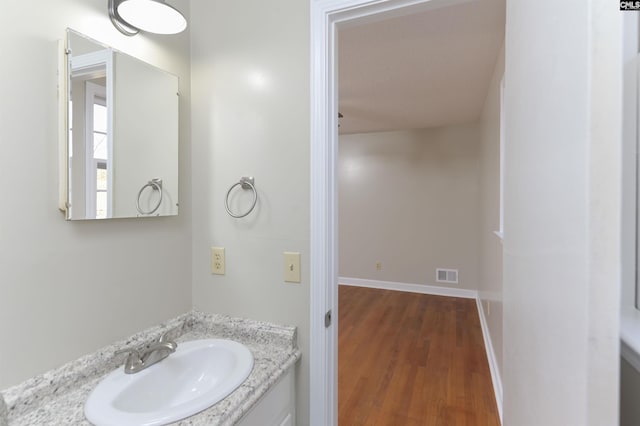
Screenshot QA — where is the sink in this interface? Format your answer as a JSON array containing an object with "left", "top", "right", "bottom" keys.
[{"left": 84, "top": 339, "right": 254, "bottom": 426}]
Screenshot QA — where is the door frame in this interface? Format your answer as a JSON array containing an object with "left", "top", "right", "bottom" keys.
[{"left": 309, "top": 0, "right": 473, "bottom": 424}]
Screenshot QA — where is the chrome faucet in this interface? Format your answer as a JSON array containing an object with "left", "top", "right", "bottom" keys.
[{"left": 115, "top": 331, "right": 178, "bottom": 374}]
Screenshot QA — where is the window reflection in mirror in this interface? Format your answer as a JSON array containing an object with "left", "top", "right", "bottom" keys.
[{"left": 91, "top": 97, "right": 109, "bottom": 219}]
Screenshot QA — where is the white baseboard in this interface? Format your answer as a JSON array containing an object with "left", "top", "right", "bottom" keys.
[
  {"left": 339, "top": 276, "right": 503, "bottom": 424},
  {"left": 338, "top": 277, "right": 478, "bottom": 299},
  {"left": 475, "top": 298, "right": 503, "bottom": 424}
]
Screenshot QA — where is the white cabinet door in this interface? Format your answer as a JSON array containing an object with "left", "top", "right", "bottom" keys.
[{"left": 237, "top": 368, "right": 295, "bottom": 426}]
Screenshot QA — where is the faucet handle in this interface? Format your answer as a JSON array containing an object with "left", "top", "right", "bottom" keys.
[
  {"left": 114, "top": 348, "right": 143, "bottom": 373},
  {"left": 158, "top": 330, "right": 176, "bottom": 345}
]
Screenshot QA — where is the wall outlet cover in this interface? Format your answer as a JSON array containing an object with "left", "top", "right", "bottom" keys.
[{"left": 211, "top": 247, "right": 225, "bottom": 275}]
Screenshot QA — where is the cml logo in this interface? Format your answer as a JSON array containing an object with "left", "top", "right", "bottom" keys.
[{"left": 621, "top": 1, "right": 640, "bottom": 10}]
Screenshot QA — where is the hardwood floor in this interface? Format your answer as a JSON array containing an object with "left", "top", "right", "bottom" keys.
[{"left": 338, "top": 285, "right": 500, "bottom": 426}]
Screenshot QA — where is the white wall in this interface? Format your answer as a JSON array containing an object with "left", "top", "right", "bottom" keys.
[
  {"left": 478, "top": 43, "right": 504, "bottom": 380},
  {"left": 0, "top": 0, "right": 192, "bottom": 389},
  {"left": 503, "top": 0, "right": 621, "bottom": 424},
  {"left": 621, "top": 0, "right": 638, "bottom": 312},
  {"left": 338, "top": 125, "right": 480, "bottom": 290},
  {"left": 189, "top": 0, "right": 310, "bottom": 423}
]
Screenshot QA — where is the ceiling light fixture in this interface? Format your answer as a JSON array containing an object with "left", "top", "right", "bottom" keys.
[{"left": 109, "top": 0, "right": 187, "bottom": 36}]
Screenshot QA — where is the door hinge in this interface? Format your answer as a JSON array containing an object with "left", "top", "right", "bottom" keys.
[{"left": 325, "top": 310, "right": 332, "bottom": 328}]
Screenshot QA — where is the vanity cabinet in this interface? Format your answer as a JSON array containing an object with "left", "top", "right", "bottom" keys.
[{"left": 237, "top": 368, "right": 295, "bottom": 426}]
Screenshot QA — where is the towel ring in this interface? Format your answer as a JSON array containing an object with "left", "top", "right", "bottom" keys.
[
  {"left": 136, "top": 178, "right": 163, "bottom": 215},
  {"left": 225, "top": 176, "right": 257, "bottom": 218}
]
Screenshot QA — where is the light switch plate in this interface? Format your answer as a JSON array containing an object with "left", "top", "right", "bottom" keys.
[
  {"left": 211, "top": 247, "right": 225, "bottom": 275},
  {"left": 284, "top": 252, "right": 301, "bottom": 283}
]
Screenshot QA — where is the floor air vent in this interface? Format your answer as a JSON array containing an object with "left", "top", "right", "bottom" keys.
[{"left": 436, "top": 268, "right": 458, "bottom": 284}]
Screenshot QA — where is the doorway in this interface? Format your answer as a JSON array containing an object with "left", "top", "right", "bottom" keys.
[
  {"left": 335, "top": 1, "right": 503, "bottom": 422},
  {"left": 310, "top": 0, "right": 504, "bottom": 424}
]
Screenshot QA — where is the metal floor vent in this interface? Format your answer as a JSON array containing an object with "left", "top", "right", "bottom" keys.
[{"left": 436, "top": 268, "right": 459, "bottom": 284}]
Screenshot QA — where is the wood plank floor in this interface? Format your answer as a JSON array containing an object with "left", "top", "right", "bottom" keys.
[{"left": 338, "top": 285, "right": 500, "bottom": 426}]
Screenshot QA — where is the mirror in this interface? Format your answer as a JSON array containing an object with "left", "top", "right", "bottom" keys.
[{"left": 61, "top": 29, "right": 179, "bottom": 220}]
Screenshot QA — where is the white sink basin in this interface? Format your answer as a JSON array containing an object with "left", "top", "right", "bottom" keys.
[{"left": 84, "top": 339, "right": 254, "bottom": 426}]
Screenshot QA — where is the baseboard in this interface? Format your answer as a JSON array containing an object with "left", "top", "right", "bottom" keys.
[
  {"left": 338, "top": 277, "right": 478, "bottom": 299},
  {"left": 475, "top": 298, "right": 504, "bottom": 424}
]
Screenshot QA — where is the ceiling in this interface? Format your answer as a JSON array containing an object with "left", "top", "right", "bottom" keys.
[{"left": 338, "top": 0, "right": 505, "bottom": 135}]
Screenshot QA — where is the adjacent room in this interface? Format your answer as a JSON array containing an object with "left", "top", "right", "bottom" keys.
[{"left": 336, "top": 1, "right": 504, "bottom": 423}]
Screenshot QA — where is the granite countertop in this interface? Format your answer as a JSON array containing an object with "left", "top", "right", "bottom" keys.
[{"left": 0, "top": 311, "right": 301, "bottom": 426}]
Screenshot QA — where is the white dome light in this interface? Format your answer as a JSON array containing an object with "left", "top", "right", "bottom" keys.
[{"left": 117, "top": 0, "right": 187, "bottom": 35}]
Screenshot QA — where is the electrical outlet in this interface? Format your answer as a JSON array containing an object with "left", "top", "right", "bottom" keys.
[
  {"left": 284, "top": 252, "right": 301, "bottom": 283},
  {"left": 211, "top": 247, "right": 225, "bottom": 275},
  {"left": 376, "top": 261, "right": 382, "bottom": 271}
]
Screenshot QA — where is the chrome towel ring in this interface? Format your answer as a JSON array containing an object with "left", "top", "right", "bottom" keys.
[
  {"left": 225, "top": 176, "right": 257, "bottom": 218},
  {"left": 136, "top": 178, "right": 163, "bottom": 215}
]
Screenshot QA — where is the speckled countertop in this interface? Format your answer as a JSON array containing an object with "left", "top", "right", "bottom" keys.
[{"left": 0, "top": 311, "right": 301, "bottom": 426}]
